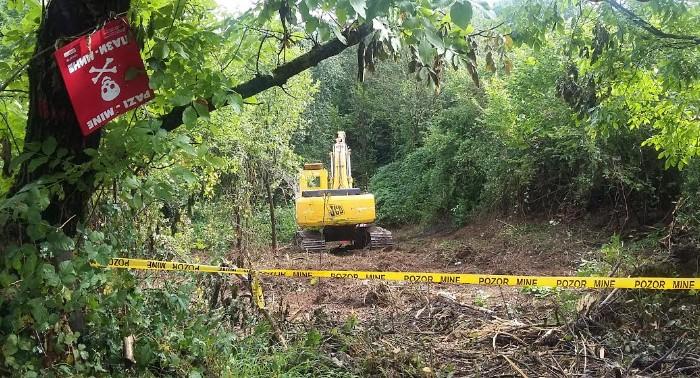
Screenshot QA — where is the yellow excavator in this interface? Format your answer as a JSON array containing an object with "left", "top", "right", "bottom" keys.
[{"left": 294, "top": 131, "right": 393, "bottom": 251}]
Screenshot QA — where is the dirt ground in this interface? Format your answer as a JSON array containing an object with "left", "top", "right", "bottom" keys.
[
  {"left": 258, "top": 217, "right": 604, "bottom": 321},
  {"left": 245, "top": 218, "right": 700, "bottom": 377}
]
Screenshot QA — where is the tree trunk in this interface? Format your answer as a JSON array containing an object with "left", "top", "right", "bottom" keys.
[
  {"left": 264, "top": 172, "right": 277, "bottom": 252},
  {"left": 9, "top": 0, "right": 129, "bottom": 240},
  {"left": 235, "top": 205, "right": 242, "bottom": 251},
  {"left": 209, "top": 275, "right": 222, "bottom": 310},
  {"left": 170, "top": 206, "right": 180, "bottom": 236},
  {"left": 1, "top": 135, "right": 11, "bottom": 177},
  {"left": 1, "top": 0, "right": 130, "bottom": 340}
]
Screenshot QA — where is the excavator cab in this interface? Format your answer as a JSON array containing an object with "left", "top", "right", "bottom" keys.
[{"left": 294, "top": 132, "right": 393, "bottom": 251}]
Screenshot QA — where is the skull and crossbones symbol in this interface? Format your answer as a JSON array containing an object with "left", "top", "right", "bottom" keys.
[{"left": 89, "top": 57, "right": 121, "bottom": 101}]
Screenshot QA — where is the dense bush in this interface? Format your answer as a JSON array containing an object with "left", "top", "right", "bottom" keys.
[
  {"left": 370, "top": 94, "right": 487, "bottom": 226},
  {"left": 368, "top": 42, "right": 680, "bottom": 228}
]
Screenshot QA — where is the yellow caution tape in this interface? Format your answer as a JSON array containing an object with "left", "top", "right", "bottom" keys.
[
  {"left": 93, "top": 257, "right": 700, "bottom": 290},
  {"left": 251, "top": 272, "right": 266, "bottom": 309}
]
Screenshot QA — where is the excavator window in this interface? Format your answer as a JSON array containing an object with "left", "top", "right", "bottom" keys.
[{"left": 306, "top": 175, "right": 320, "bottom": 188}]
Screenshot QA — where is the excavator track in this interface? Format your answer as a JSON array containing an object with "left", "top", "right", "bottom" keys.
[
  {"left": 295, "top": 230, "right": 326, "bottom": 252},
  {"left": 367, "top": 226, "right": 394, "bottom": 249},
  {"left": 296, "top": 226, "right": 393, "bottom": 251}
]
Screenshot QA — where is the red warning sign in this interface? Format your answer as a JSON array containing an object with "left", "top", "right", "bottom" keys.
[{"left": 54, "top": 18, "right": 154, "bottom": 136}]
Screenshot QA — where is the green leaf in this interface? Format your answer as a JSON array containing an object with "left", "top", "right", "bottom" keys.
[
  {"left": 41, "top": 137, "right": 57, "bottom": 155},
  {"left": 402, "top": 17, "right": 420, "bottom": 30},
  {"left": 418, "top": 38, "right": 435, "bottom": 65},
  {"left": 0, "top": 270, "right": 15, "bottom": 287},
  {"left": 123, "top": 176, "right": 141, "bottom": 189},
  {"left": 59, "top": 261, "right": 76, "bottom": 285},
  {"left": 367, "top": 0, "right": 391, "bottom": 19},
  {"left": 423, "top": 26, "right": 444, "bottom": 50},
  {"left": 349, "top": 0, "right": 367, "bottom": 18},
  {"left": 131, "top": 192, "right": 143, "bottom": 209},
  {"left": 27, "top": 156, "right": 49, "bottom": 173},
  {"left": 450, "top": 1, "right": 473, "bottom": 30},
  {"left": 172, "top": 167, "right": 197, "bottom": 185},
  {"left": 26, "top": 223, "right": 47, "bottom": 241},
  {"left": 10, "top": 152, "right": 34, "bottom": 173},
  {"left": 299, "top": 0, "right": 312, "bottom": 21},
  {"left": 155, "top": 42, "right": 170, "bottom": 60},
  {"left": 331, "top": 26, "right": 347, "bottom": 45},
  {"left": 41, "top": 264, "right": 61, "bottom": 287},
  {"left": 28, "top": 298, "right": 49, "bottom": 329},
  {"left": 193, "top": 101, "right": 210, "bottom": 121},
  {"left": 318, "top": 24, "right": 331, "bottom": 41},
  {"left": 24, "top": 142, "right": 41, "bottom": 153},
  {"left": 149, "top": 70, "right": 164, "bottom": 89},
  {"left": 47, "top": 231, "right": 75, "bottom": 251},
  {"left": 2, "top": 334, "right": 18, "bottom": 356},
  {"left": 419, "top": 6, "right": 433, "bottom": 17},
  {"left": 171, "top": 92, "right": 192, "bottom": 107},
  {"left": 21, "top": 249, "right": 38, "bottom": 279},
  {"left": 228, "top": 92, "right": 244, "bottom": 112},
  {"left": 171, "top": 42, "right": 189, "bottom": 59},
  {"left": 304, "top": 17, "right": 319, "bottom": 33},
  {"left": 174, "top": 134, "right": 197, "bottom": 156},
  {"left": 183, "top": 106, "right": 198, "bottom": 127},
  {"left": 336, "top": 5, "right": 348, "bottom": 24}
]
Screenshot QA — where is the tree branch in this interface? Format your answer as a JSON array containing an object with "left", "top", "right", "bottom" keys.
[
  {"left": 606, "top": 0, "right": 700, "bottom": 45},
  {"left": 469, "top": 22, "right": 505, "bottom": 38},
  {"left": 159, "top": 22, "right": 373, "bottom": 131}
]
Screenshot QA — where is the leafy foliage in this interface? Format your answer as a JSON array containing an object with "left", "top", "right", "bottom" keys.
[
  {"left": 369, "top": 76, "right": 486, "bottom": 225},
  {"left": 359, "top": 0, "right": 694, "bottom": 227}
]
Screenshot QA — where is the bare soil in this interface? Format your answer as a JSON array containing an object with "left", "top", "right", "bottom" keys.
[
  {"left": 245, "top": 217, "right": 700, "bottom": 377},
  {"left": 256, "top": 217, "right": 604, "bottom": 320}
]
